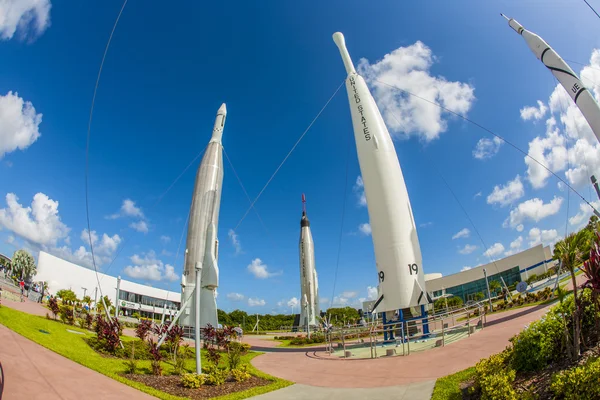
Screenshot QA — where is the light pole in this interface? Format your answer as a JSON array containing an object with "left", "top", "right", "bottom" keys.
[
  {"left": 483, "top": 268, "right": 493, "bottom": 311},
  {"left": 82, "top": 287, "right": 88, "bottom": 299},
  {"left": 194, "top": 261, "right": 203, "bottom": 374}
]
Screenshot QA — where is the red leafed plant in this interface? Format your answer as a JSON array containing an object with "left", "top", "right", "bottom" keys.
[
  {"left": 135, "top": 319, "right": 153, "bottom": 341},
  {"left": 147, "top": 338, "right": 163, "bottom": 375},
  {"left": 582, "top": 231, "right": 600, "bottom": 340},
  {"left": 94, "top": 314, "right": 122, "bottom": 353},
  {"left": 48, "top": 297, "right": 60, "bottom": 320}
]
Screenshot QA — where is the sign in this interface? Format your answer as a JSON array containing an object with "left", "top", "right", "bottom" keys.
[
  {"left": 120, "top": 300, "right": 139, "bottom": 309},
  {"left": 516, "top": 281, "right": 528, "bottom": 293}
]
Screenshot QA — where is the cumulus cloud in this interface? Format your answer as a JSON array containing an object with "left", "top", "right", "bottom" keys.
[
  {"left": 474, "top": 191, "right": 482, "bottom": 198},
  {"left": 341, "top": 291, "right": 358, "bottom": 299},
  {"left": 227, "top": 293, "right": 245, "bottom": 302},
  {"left": 160, "top": 235, "right": 171, "bottom": 244},
  {"left": 458, "top": 244, "right": 477, "bottom": 255},
  {"left": 248, "top": 297, "right": 266, "bottom": 307},
  {"left": 247, "top": 258, "right": 281, "bottom": 279},
  {"left": 228, "top": 229, "right": 242, "bottom": 255},
  {"left": 0, "top": 0, "right": 51, "bottom": 41},
  {"left": 504, "top": 197, "right": 563, "bottom": 229},
  {"left": 367, "top": 286, "right": 378, "bottom": 300},
  {"left": 0, "top": 192, "right": 69, "bottom": 246},
  {"left": 452, "top": 228, "right": 470, "bottom": 240},
  {"left": 483, "top": 243, "right": 505, "bottom": 259},
  {"left": 287, "top": 297, "right": 299, "bottom": 308},
  {"left": 358, "top": 41, "right": 475, "bottom": 141},
  {"left": 358, "top": 223, "right": 371, "bottom": 236},
  {"left": 123, "top": 250, "right": 178, "bottom": 282},
  {"left": 487, "top": 175, "right": 525, "bottom": 207},
  {"left": 0, "top": 91, "right": 42, "bottom": 159},
  {"left": 528, "top": 228, "right": 560, "bottom": 247},
  {"left": 516, "top": 224, "right": 524, "bottom": 232},
  {"left": 129, "top": 220, "right": 149, "bottom": 234},
  {"left": 569, "top": 201, "right": 600, "bottom": 230},
  {"left": 473, "top": 137, "right": 503, "bottom": 160},
  {"left": 353, "top": 176, "right": 367, "bottom": 207},
  {"left": 461, "top": 266, "right": 472, "bottom": 272},
  {"left": 106, "top": 199, "right": 144, "bottom": 220},
  {"left": 520, "top": 100, "right": 548, "bottom": 121}
]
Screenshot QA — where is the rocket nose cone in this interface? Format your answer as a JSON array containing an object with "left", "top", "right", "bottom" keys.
[
  {"left": 332, "top": 32, "right": 345, "bottom": 48},
  {"left": 217, "top": 103, "right": 227, "bottom": 116}
]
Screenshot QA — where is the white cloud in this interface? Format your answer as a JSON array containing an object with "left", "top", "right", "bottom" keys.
[
  {"left": 461, "top": 266, "right": 472, "bottom": 272},
  {"left": 483, "top": 243, "right": 505, "bottom": 259},
  {"left": 129, "top": 220, "right": 149, "bottom": 234},
  {"left": 247, "top": 258, "right": 281, "bottom": 279},
  {"left": 528, "top": 228, "right": 560, "bottom": 247},
  {"left": 106, "top": 199, "right": 144, "bottom": 220},
  {"left": 367, "top": 286, "right": 378, "bottom": 300},
  {"left": 452, "top": 228, "right": 470, "bottom": 240},
  {"left": 160, "top": 235, "right": 171, "bottom": 244},
  {"left": 0, "top": 192, "right": 69, "bottom": 246},
  {"left": 227, "top": 293, "right": 245, "bottom": 302},
  {"left": 248, "top": 297, "right": 266, "bottom": 307},
  {"left": 123, "top": 250, "right": 178, "bottom": 282},
  {"left": 228, "top": 229, "right": 242, "bottom": 255},
  {"left": 474, "top": 192, "right": 482, "bottom": 198},
  {"left": 0, "top": 91, "right": 43, "bottom": 159},
  {"left": 358, "top": 41, "right": 475, "bottom": 141},
  {"left": 487, "top": 175, "right": 524, "bottom": 207},
  {"left": 320, "top": 298, "right": 330, "bottom": 304},
  {"left": 353, "top": 176, "right": 367, "bottom": 207},
  {"left": 458, "top": 244, "right": 477, "bottom": 255},
  {"left": 358, "top": 223, "right": 371, "bottom": 236},
  {"left": 287, "top": 297, "right": 299, "bottom": 308},
  {"left": 473, "top": 137, "right": 503, "bottom": 160},
  {"left": 516, "top": 224, "right": 524, "bottom": 232},
  {"left": 569, "top": 201, "right": 600, "bottom": 229},
  {"left": 0, "top": 0, "right": 51, "bottom": 41},
  {"left": 340, "top": 291, "right": 358, "bottom": 299},
  {"left": 504, "top": 236, "right": 524, "bottom": 257},
  {"left": 504, "top": 197, "right": 563, "bottom": 229},
  {"left": 81, "top": 229, "right": 121, "bottom": 256},
  {"left": 419, "top": 221, "right": 433, "bottom": 228},
  {"left": 6, "top": 235, "right": 15, "bottom": 244},
  {"left": 520, "top": 100, "right": 548, "bottom": 121}
]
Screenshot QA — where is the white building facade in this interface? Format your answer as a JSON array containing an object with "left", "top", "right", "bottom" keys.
[{"left": 36, "top": 251, "right": 180, "bottom": 319}]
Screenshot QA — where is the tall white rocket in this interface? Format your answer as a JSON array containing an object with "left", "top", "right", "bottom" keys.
[
  {"left": 180, "top": 104, "right": 225, "bottom": 329},
  {"left": 333, "top": 33, "right": 430, "bottom": 312},
  {"left": 502, "top": 14, "right": 600, "bottom": 144},
  {"left": 299, "top": 194, "right": 319, "bottom": 326}
]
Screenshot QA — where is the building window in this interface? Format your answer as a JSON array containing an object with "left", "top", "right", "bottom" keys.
[{"left": 433, "top": 290, "right": 443, "bottom": 297}]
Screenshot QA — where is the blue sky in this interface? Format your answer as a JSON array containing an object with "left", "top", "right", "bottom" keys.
[{"left": 2, "top": 0, "right": 600, "bottom": 314}]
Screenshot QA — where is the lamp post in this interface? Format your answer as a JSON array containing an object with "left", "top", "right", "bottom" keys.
[
  {"left": 194, "top": 261, "right": 203, "bottom": 374},
  {"left": 483, "top": 268, "right": 493, "bottom": 312}
]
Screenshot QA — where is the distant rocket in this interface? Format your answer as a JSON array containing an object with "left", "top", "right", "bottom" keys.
[
  {"left": 299, "top": 194, "right": 320, "bottom": 326},
  {"left": 333, "top": 33, "right": 430, "bottom": 312},
  {"left": 180, "top": 104, "right": 225, "bottom": 329},
  {"left": 502, "top": 14, "right": 600, "bottom": 144}
]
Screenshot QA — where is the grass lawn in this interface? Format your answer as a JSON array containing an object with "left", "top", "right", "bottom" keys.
[
  {"left": 272, "top": 338, "right": 327, "bottom": 348},
  {"left": 431, "top": 367, "right": 475, "bottom": 400},
  {"left": 0, "top": 306, "right": 292, "bottom": 399}
]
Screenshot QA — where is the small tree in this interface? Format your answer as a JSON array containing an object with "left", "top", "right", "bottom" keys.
[
  {"left": 11, "top": 249, "right": 36, "bottom": 280},
  {"left": 56, "top": 289, "right": 77, "bottom": 304},
  {"left": 135, "top": 319, "right": 152, "bottom": 341},
  {"left": 489, "top": 280, "right": 501, "bottom": 296},
  {"left": 582, "top": 232, "right": 600, "bottom": 341},
  {"left": 48, "top": 297, "right": 60, "bottom": 319}
]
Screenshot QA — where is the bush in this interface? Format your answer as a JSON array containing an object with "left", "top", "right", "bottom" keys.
[
  {"left": 148, "top": 339, "right": 163, "bottom": 375},
  {"left": 203, "top": 363, "right": 228, "bottom": 386},
  {"left": 473, "top": 349, "right": 517, "bottom": 400},
  {"left": 181, "top": 373, "right": 205, "bottom": 389},
  {"left": 510, "top": 311, "right": 564, "bottom": 372},
  {"left": 48, "top": 297, "right": 60, "bottom": 319},
  {"left": 59, "top": 305, "right": 75, "bottom": 325},
  {"left": 551, "top": 357, "right": 600, "bottom": 399},
  {"left": 132, "top": 312, "right": 140, "bottom": 319},
  {"left": 227, "top": 342, "right": 243, "bottom": 370},
  {"left": 231, "top": 365, "right": 251, "bottom": 382},
  {"left": 94, "top": 315, "right": 122, "bottom": 353},
  {"left": 135, "top": 319, "right": 152, "bottom": 341}
]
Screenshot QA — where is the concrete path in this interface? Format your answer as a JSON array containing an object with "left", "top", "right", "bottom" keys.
[
  {"left": 0, "top": 324, "right": 154, "bottom": 399},
  {"left": 252, "top": 381, "right": 435, "bottom": 400}
]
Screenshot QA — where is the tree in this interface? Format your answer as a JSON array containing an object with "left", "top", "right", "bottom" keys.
[
  {"left": 82, "top": 295, "right": 92, "bottom": 307},
  {"left": 582, "top": 232, "right": 600, "bottom": 341},
  {"left": 325, "top": 307, "right": 360, "bottom": 326},
  {"left": 11, "top": 249, "right": 36, "bottom": 280},
  {"left": 56, "top": 289, "right": 77, "bottom": 304},
  {"left": 489, "top": 280, "right": 501, "bottom": 296},
  {"left": 553, "top": 230, "right": 590, "bottom": 360}
]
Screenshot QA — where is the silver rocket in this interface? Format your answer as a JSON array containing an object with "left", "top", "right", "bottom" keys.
[
  {"left": 502, "top": 14, "right": 600, "bottom": 144},
  {"left": 180, "top": 103, "right": 225, "bottom": 329},
  {"left": 299, "top": 194, "right": 320, "bottom": 326},
  {"left": 333, "top": 33, "right": 430, "bottom": 312}
]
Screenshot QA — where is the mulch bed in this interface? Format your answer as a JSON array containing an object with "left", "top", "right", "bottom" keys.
[{"left": 124, "top": 374, "right": 270, "bottom": 399}]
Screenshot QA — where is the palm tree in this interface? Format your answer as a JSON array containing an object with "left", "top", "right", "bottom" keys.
[
  {"left": 489, "top": 280, "right": 501, "bottom": 296},
  {"left": 553, "top": 230, "right": 590, "bottom": 360},
  {"left": 11, "top": 249, "right": 36, "bottom": 280}
]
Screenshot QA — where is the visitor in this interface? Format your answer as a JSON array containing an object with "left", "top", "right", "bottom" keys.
[
  {"left": 19, "top": 279, "right": 25, "bottom": 302},
  {"left": 234, "top": 325, "right": 243, "bottom": 341}
]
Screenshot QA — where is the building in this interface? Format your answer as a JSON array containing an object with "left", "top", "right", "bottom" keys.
[
  {"left": 426, "top": 244, "right": 556, "bottom": 302},
  {"left": 35, "top": 251, "right": 181, "bottom": 319},
  {"left": 0, "top": 253, "right": 11, "bottom": 268}
]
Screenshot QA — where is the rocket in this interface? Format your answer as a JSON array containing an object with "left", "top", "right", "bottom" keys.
[
  {"left": 180, "top": 103, "right": 225, "bottom": 329},
  {"left": 333, "top": 33, "right": 430, "bottom": 312},
  {"left": 299, "top": 194, "right": 320, "bottom": 326},
  {"left": 502, "top": 14, "right": 600, "bottom": 144}
]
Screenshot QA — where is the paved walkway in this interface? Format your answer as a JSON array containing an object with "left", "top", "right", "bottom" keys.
[
  {"left": 0, "top": 324, "right": 153, "bottom": 400},
  {"left": 252, "top": 381, "right": 435, "bottom": 400}
]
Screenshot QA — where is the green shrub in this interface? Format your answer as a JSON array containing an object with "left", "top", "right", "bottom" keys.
[
  {"left": 473, "top": 349, "right": 517, "bottom": 400},
  {"left": 231, "top": 365, "right": 251, "bottom": 382},
  {"left": 551, "top": 357, "right": 600, "bottom": 400},
  {"left": 59, "top": 305, "right": 74, "bottom": 325},
  {"left": 510, "top": 312, "right": 564, "bottom": 372},
  {"left": 202, "top": 363, "right": 228, "bottom": 386},
  {"left": 181, "top": 373, "right": 205, "bottom": 388}
]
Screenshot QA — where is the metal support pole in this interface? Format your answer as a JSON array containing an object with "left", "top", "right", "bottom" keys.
[
  {"left": 115, "top": 276, "right": 121, "bottom": 319},
  {"left": 442, "top": 317, "right": 445, "bottom": 347},
  {"left": 405, "top": 322, "right": 410, "bottom": 355},
  {"left": 194, "top": 261, "right": 203, "bottom": 375},
  {"left": 483, "top": 269, "right": 493, "bottom": 312}
]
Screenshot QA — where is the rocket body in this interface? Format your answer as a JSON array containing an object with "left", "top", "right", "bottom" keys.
[
  {"left": 181, "top": 104, "right": 226, "bottom": 329},
  {"left": 299, "top": 196, "right": 320, "bottom": 326},
  {"left": 333, "top": 33, "right": 429, "bottom": 312},
  {"left": 504, "top": 16, "right": 600, "bottom": 144}
]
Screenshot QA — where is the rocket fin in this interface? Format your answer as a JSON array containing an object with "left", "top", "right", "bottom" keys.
[{"left": 202, "top": 223, "right": 219, "bottom": 289}]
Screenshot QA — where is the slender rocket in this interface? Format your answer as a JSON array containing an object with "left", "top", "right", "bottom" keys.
[
  {"left": 333, "top": 32, "right": 430, "bottom": 312},
  {"left": 502, "top": 14, "right": 600, "bottom": 144},
  {"left": 180, "top": 103, "right": 225, "bottom": 330},
  {"left": 298, "top": 194, "right": 319, "bottom": 327}
]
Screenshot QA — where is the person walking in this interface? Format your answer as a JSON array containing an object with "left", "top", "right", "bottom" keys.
[{"left": 19, "top": 279, "right": 25, "bottom": 302}]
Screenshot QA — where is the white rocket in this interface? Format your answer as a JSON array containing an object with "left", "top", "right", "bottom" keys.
[
  {"left": 180, "top": 104, "right": 225, "bottom": 330},
  {"left": 333, "top": 33, "right": 430, "bottom": 312},
  {"left": 502, "top": 14, "right": 600, "bottom": 144},
  {"left": 298, "top": 194, "right": 319, "bottom": 326}
]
